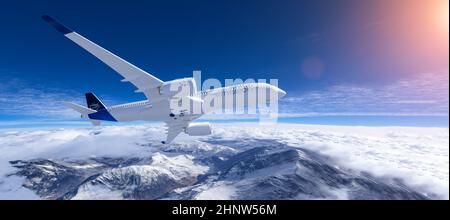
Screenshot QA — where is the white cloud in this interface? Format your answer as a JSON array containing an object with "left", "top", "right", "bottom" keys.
[
  {"left": 0, "top": 124, "right": 448, "bottom": 199},
  {"left": 1, "top": 71, "right": 448, "bottom": 124},
  {"left": 0, "top": 76, "right": 123, "bottom": 121},
  {"left": 0, "top": 78, "right": 84, "bottom": 119},
  {"left": 212, "top": 123, "right": 450, "bottom": 199},
  {"left": 281, "top": 72, "right": 449, "bottom": 116}
]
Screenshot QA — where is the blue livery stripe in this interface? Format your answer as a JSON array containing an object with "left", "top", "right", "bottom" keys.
[
  {"left": 42, "top": 15, "right": 73, "bottom": 35},
  {"left": 88, "top": 109, "right": 117, "bottom": 122}
]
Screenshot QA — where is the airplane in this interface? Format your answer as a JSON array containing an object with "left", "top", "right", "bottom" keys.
[{"left": 42, "top": 15, "right": 286, "bottom": 144}]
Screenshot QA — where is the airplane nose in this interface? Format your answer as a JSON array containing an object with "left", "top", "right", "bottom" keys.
[
  {"left": 276, "top": 88, "right": 287, "bottom": 98},
  {"left": 278, "top": 89, "right": 286, "bottom": 97},
  {"left": 267, "top": 85, "right": 287, "bottom": 98}
]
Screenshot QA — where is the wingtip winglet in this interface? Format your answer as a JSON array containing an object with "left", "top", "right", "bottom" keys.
[{"left": 42, "top": 15, "right": 73, "bottom": 35}]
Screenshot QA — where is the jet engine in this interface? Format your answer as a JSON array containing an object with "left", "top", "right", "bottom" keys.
[{"left": 185, "top": 122, "right": 212, "bottom": 136}]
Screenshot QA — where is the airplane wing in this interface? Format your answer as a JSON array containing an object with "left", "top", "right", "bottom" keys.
[
  {"left": 163, "top": 124, "right": 184, "bottom": 144},
  {"left": 162, "top": 116, "right": 199, "bottom": 144},
  {"left": 163, "top": 118, "right": 194, "bottom": 144},
  {"left": 42, "top": 15, "right": 163, "bottom": 101}
]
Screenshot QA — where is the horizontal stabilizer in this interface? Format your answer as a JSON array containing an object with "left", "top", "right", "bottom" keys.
[{"left": 64, "top": 102, "right": 96, "bottom": 114}]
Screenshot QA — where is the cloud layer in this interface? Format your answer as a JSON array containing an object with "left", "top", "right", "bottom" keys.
[
  {"left": 281, "top": 72, "right": 449, "bottom": 116},
  {"left": 0, "top": 78, "right": 83, "bottom": 119},
  {"left": 1, "top": 71, "right": 448, "bottom": 125},
  {"left": 0, "top": 124, "right": 448, "bottom": 199}
]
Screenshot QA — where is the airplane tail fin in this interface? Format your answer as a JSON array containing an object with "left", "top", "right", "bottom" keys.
[{"left": 85, "top": 92, "right": 106, "bottom": 111}]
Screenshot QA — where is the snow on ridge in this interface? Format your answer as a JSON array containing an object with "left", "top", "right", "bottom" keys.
[
  {"left": 72, "top": 153, "right": 208, "bottom": 200},
  {"left": 194, "top": 181, "right": 237, "bottom": 200},
  {"left": 150, "top": 153, "right": 209, "bottom": 178},
  {"left": 0, "top": 123, "right": 448, "bottom": 199},
  {"left": 212, "top": 124, "right": 449, "bottom": 199}
]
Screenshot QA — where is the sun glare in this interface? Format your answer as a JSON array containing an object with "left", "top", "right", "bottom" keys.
[{"left": 438, "top": 0, "right": 449, "bottom": 32}]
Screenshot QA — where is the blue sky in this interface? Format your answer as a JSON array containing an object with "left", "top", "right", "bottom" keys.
[{"left": 0, "top": 0, "right": 448, "bottom": 127}]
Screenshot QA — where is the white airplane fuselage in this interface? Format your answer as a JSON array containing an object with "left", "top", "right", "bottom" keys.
[{"left": 96, "top": 82, "right": 286, "bottom": 123}]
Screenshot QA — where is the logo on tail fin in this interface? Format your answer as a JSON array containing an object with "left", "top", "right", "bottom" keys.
[
  {"left": 89, "top": 103, "right": 100, "bottom": 110},
  {"left": 85, "top": 92, "right": 106, "bottom": 110}
]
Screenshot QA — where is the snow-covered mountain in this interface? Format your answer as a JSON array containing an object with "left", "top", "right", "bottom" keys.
[{"left": 0, "top": 124, "right": 448, "bottom": 199}]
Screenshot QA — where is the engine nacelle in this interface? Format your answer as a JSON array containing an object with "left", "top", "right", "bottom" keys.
[
  {"left": 185, "top": 122, "right": 212, "bottom": 136},
  {"left": 159, "top": 78, "right": 197, "bottom": 96}
]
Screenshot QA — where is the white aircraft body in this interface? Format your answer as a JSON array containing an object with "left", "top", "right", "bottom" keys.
[{"left": 43, "top": 15, "right": 286, "bottom": 144}]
